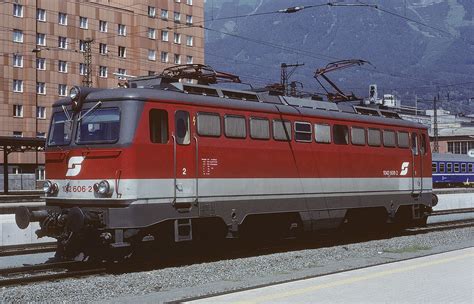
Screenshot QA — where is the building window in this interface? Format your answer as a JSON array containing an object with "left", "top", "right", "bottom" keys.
[
  {"left": 186, "top": 36, "right": 193, "bottom": 46},
  {"left": 13, "top": 132, "right": 23, "bottom": 138},
  {"left": 161, "top": 9, "right": 168, "bottom": 19},
  {"left": 13, "top": 4, "right": 23, "bottom": 17},
  {"left": 99, "top": 66, "right": 107, "bottom": 78},
  {"left": 13, "top": 105, "right": 23, "bottom": 117},
  {"left": 148, "top": 71, "right": 156, "bottom": 76},
  {"left": 148, "top": 6, "right": 156, "bottom": 17},
  {"left": 186, "top": 15, "right": 193, "bottom": 25},
  {"left": 174, "top": 33, "right": 181, "bottom": 44},
  {"left": 58, "top": 36, "right": 67, "bottom": 49},
  {"left": 161, "top": 30, "right": 169, "bottom": 41},
  {"left": 174, "top": 12, "right": 181, "bottom": 23},
  {"left": 79, "top": 40, "right": 85, "bottom": 52},
  {"left": 37, "top": 33, "right": 46, "bottom": 46},
  {"left": 117, "top": 68, "right": 126, "bottom": 80},
  {"left": 186, "top": 0, "right": 193, "bottom": 5},
  {"left": 13, "top": 54, "right": 23, "bottom": 67},
  {"left": 58, "top": 84, "right": 67, "bottom": 96},
  {"left": 161, "top": 51, "right": 168, "bottom": 63},
  {"left": 37, "top": 82, "right": 46, "bottom": 95},
  {"left": 174, "top": 54, "right": 181, "bottom": 64},
  {"left": 37, "top": 106, "right": 46, "bottom": 119},
  {"left": 13, "top": 80, "right": 23, "bottom": 92},
  {"left": 148, "top": 28, "right": 156, "bottom": 39},
  {"left": 118, "top": 24, "right": 126, "bottom": 36},
  {"left": 186, "top": 56, "right": 193, "bottom": 64},
  {"left": 37, "top": 8, "right": 46, "bottom": 22},
  {"left": 99, "top": 20, "right": 107, "bottom": 32},
  {"left": 79, "top": 16, "right": 88, "bottom": 29},
  {"left": 58, "top": 60, "right": 68, "bottom": 73},
  {"left": 118, "top": 46, "right": 126, "bottom": 58},
  {"left": 79, "top": 63, "right": 86, "bottom": 75},
  {"left": 36, "top": 132, "right": 46, "bottom": 138},
  {"left": 13, "top": 29, "right": 23, "bottom": 43},
  {"left": 36, "top": 58, "right": 46, "bottom": 70},
  {"left": 99, "top": 43, "right": 107, "bottom": 54},
  {"left": 36, "top": 166, "right": 45, "bottom": 180},
  {"left": 148, "top": 50, "right": 156, "bottom": 61},
  {"left": 58, "top": 12, "right": 67, "bottom": 25}
]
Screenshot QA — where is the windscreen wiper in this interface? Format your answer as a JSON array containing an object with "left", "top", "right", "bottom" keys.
[{"left": 78, "top": 101, "right": 102, "bottom": 121}]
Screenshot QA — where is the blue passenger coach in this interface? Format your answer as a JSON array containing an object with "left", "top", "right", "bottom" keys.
[{"left": 432, "top": 153, "right": 474, "bottom": 187}]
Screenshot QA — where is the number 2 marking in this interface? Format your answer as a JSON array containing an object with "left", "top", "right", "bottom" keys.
[{"left": 182, "top": 168, "right": 187, "bottom": 175}]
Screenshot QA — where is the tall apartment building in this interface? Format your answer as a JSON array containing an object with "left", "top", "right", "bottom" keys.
[{"left": 0, "top": 0, "right": 204, "bottom": 179}]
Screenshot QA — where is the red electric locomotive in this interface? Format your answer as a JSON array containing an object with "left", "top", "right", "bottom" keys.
[{"left": 16, "top": 65, "right": 437, "bottom": 260}]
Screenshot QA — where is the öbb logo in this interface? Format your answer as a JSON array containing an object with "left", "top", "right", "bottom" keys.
[
  {"left": 400, "top": 162, "right": 409, "bottom": 176},
  {"left": 66, "top": 156, "right": 85, "bottom": 176}
]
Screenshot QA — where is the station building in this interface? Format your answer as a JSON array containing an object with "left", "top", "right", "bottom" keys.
[{"left": 0, "top": 0, "right": 204, "bottom": 183}]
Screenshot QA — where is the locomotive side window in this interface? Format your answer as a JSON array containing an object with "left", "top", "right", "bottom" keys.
[
  {"left": 368, "top": 128, "right": 381, "bottom": 147},
  {"left": 333, "top": 125, "right": 349, "bottom": 145},
  {"left": 411, "top": 133, "right": 418, "bottom": 155},
  {"left": 397, "top": 132, "right": 409, "bottom": 148},
  {"left": 432, "top": 162, "right": 437, "bottom": 173},
  {"left": 250, "top": 117, "right": 270, "bottom": 139},
  {"left": 439, "top": 163, "right": 445, "bottom": 173},
  {"left": 175, "top": 111, "right": 190, "bottom": 144},
  {"left": 351, "top": 127, "right": 365, "bottom": 146},
  {"left": 454, "top": 163, "right": 460, "bottom": 173},
  {"left": 149, "top": 109, "right": 168, "bottom": 144},
  {"left": 273, "top": 120, "right": 291, "bottom": 141},
  {"left": 315, "top": 123, "right": 331, "bottom": 143},
  {"left": 461, "top": 163, "right": 467, "bottom": 172},
  {"left": 294, "top": 122, "right": 312, "bottom": 142},
  {"left": 76, "top": 107, "right": 120, "bottom": 144},
  {"left": 446, "top": 163, "right": 453, "bottom": 173},
  {"left": 224, "top": 115, "right": 246, "bottom": 139},
  {"left": 383, "top": 130, "right": 396, "bottom": 148},
  {"left": 197, "top": 112, "right": 221, "bottom": 137}
]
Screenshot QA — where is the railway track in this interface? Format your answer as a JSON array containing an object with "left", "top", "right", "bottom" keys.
[
  {"left": 0, "top": 261, "right": 106, "bottom": 287},
  {"left": 0, "top": 242, "right": 56, "bottom": 257}
]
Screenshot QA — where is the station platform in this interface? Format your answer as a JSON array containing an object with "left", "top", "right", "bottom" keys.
[{"left": 188, "top": 247, "right": 474, "bottom": 304}]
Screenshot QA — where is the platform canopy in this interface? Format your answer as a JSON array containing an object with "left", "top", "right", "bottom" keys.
[{"left": 0, "top": 136, "right": 46, "bottom": 194}]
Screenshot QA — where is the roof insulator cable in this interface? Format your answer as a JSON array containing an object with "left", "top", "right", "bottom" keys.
[{"left": 278, "top": 6, "right": 305, "bottom": 13}]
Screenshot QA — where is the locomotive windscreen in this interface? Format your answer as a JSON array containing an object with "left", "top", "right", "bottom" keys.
[
  {"left": 48, "top": 112, "right": 73, "bottom": 146},
  {"left": 76, "top": 107, "right": 121, "bottom": 144}
]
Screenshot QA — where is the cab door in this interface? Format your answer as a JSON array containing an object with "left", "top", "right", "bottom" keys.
[
  {"left": 173, "top": 110, "right": 198, "bottom": 208},
  {"left": 411, "top": 132, "right": 422, "bottom": 196}
]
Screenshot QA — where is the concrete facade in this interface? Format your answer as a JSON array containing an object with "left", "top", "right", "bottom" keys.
[{"left": 0, "top": 0, "right": 204, "bottom": 176}]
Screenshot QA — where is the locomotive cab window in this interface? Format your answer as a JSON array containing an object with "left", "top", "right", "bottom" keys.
[
  {"left": 149, "top": 109, "right": 168, "bottom": 143},
  {"left": 48, "top": 112, "right": 72, "bottom": 146},
  {"left": 250, "top": 117, "right": 270, "bottom": 140},
  {"left": 368, "top": 128, "right": 381, "bottom": 147},
  {"left": 383, "top": 130, "right": 396, "bottom": 148},
  {"left": 397, "top": 132, "right": 409, "bottom": 148},
  {"left": 295, "top": 122, "right": 312, "bottom": 142},
  {"left": 273, "top": 120, "right": 292, "bottom": 141},
  {"left": 175, "top": 110, "right": 190, "bottom": 145},
  {"left": 224, "top": 115, "right": 246, "bottom": 139},
  {"left": 76, "top": 107, "right": 120, "bottom": 144},
  {"left": 432, "top": 162, "right": 437, "bottom": 173},
  {"left": 333, "top": 125, "right": 349, "bottom": 145},
  {"left": 197, "top": 112, "right": 221, "bottom": 137},
  {"left": 351, "top": 127, "right": 366, "bottom": 146}
]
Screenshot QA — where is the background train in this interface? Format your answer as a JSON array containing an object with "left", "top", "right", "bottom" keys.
[
  {"left": 15, "top": 65, "right": 437, "bottom": 260},
  {"left": 432, "top": 153, "right": 474, "bottom": 187}
]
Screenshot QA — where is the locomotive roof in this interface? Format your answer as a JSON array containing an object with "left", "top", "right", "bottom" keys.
[{"left": 53, "top": 83, "right": 427, "bottom": 130}]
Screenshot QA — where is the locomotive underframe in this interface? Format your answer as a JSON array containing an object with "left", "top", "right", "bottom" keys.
[{"left": 19, "top": 191, "right": 433, "bottom": 259}]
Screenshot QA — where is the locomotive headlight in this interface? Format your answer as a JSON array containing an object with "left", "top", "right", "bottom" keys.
[
  {"left": 95, "top": 180, "right": 110, "bottom": 195},
  {"left": 43, "top": 180, "right": 58, "bottom": 194},
  {"left": 69, "top": 86, "right": 80, "bottom": 101}
]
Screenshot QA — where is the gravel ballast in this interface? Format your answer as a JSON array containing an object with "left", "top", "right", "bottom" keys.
[{"left": 1, "top": 226, "right": 472, "bottom": 303}]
